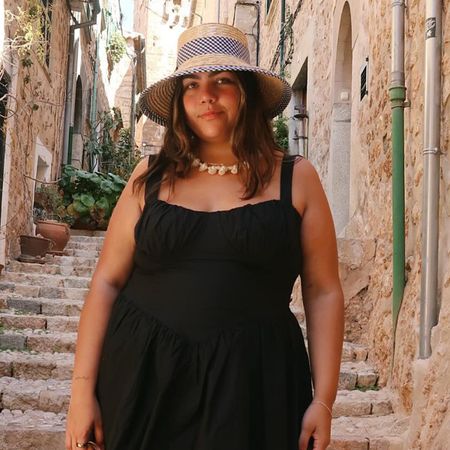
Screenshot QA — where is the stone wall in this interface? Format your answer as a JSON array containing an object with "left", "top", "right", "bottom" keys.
[
  {"left": 1, "top": 0, "right": 125, "bottom": 262},
  {"left": 2, "top": 0, "right": 69, "bottom": 259},
  {"left": 134, "top": 0, "right": 188, "bottom": 152},
  {"left": 136, "top": 0, "right": 231, "bottom": 153},
  {"left": 257, "top": 0, "right": 450, "bottom": 447}
]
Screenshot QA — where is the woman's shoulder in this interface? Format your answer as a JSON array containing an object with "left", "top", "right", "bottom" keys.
[
  {"left": 131, "top": 155, "right": 152, "bottom": 175},
  {"left": 291, "top": 156, "right": 325, "bottom": 217},
  {"left": 291, "top": 155, "right": 318, "bottom": 180}
]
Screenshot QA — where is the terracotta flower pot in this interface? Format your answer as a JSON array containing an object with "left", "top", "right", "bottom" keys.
[
  {"left": 35, "top": 220, "right": 70, "bottom": 252},
  {"left": 19, "top": 235, "right": 53, "bottom": 257}
]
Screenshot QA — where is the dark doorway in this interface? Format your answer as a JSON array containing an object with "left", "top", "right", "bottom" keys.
[
  {"left": 74, "top": 76, "right": 83, "bottom": 134},
  {"left": 0, "top": 73, "right": 10, "bottom": 224}
]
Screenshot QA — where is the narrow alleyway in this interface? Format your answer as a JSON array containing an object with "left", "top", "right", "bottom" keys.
[{"left": 0, "top": 231, "right": 407, "bottom": 449}]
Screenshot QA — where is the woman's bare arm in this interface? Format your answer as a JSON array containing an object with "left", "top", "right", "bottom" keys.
[
  {"left": 292, "top": 158, "right": 344, "bottom": 449},
  {"left": 66, "top": 157, "right": 150, "bottom": 449},
  {"left": 70, "top": 156, "right": 150, "bottom": 396}
]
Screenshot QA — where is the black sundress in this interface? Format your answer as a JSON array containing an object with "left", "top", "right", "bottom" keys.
[{"left": 96, "top": 154, "right": 312, "bottom": 450}]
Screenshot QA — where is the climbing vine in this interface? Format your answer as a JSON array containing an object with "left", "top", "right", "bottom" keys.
[
  {"left": 84, "top": 108, "right": 140, "bottom": 179},
  {"left": 5, "top": 0, "right": 50, "bottom": 68}
]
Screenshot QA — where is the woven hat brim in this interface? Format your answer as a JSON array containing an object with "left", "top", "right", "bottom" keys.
[{"left": 138, "top": 65, "right": 292, "bottom": 127}]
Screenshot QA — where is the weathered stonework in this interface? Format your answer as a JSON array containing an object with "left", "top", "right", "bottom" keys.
[
  {"left": 146, "top": 9, "right": 449, "bottom": 441},
  {"left": 1, "top": 0, "right": 128, "bottom": 265},
  {"left": 1, "top": 0, "right": 70, "bottom": 261},
  {"left": 256, "top": 0, "right": 450, "bottom": 447},
  {"left": 135, "top": 0, "right": 235, "bottom": 153}
]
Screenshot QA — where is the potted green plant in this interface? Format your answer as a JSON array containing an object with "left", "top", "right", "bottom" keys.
[
  {"left": 60, "top": 165, "right": 126, "bottom": 230},
  {"left": 33, "top": 183, "right": 73, "bottom": 253}
]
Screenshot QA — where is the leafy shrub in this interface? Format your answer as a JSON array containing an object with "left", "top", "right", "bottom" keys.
[
  {"left": 59, "top": 165, "right": 126, "bottom": 230},
  {"left": 100, "top": 127, "right": 141, "bottom": 180},
  {"left": 273, "top": 116, "right": 289, "bottom": 150},
  {"left": 34, "top": 184, "right": 75, "bottom": 226}
]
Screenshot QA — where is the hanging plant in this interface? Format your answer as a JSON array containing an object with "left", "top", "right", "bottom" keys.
[
  {"left": 5, "top": 0, "right": 49, "bottom": 67},
  {"left": 106, "top": 31, "right": 126, "bottom": 65}
]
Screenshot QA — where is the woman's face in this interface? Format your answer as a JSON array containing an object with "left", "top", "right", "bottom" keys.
[{"left": 181, "top": 71, "right": 242, "bottom": 145}]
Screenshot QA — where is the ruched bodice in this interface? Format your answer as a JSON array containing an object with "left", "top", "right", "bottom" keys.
[{"left": 96, "top": 154, "right": 312, "bottom": 450}]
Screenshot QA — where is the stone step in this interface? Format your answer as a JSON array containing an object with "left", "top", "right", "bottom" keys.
[
  {"left": 68, "top": 237, "right": 104, "bottom": 244},
  {"left": 1, "top": 295, "right": 83, "bottom": 316},
  {"left": 69, "top": 229, "right": 106, "bottom": 238},
  {"left": 0, "top": 283, "right": 88, "bottom": 300},
  {"left": 45, "top": 254, "right": 98, "bottom": 267},
  {"left": 0, "top": 409, "right": 66, "bottom": 450},
  {"left": 0, "top": 311, "right": 79, "bottom": 332},
  {"left": 0, "top": 410, "right": 407, "bottom": 450},
  {"left": 0, "top": 377, "right": 71, "bottom": 413},
  {"left": 64, "top": 248, "right": 100, "bottom": 258},
  {"left": 0, "top": 330, "right": 77, "bottom": 353},
  {"left": 65, "top": 241, "right": 104, "bottom": 251},
  {"left": 341, "top": 341, "right": 368, "bottom": 362},
  {"left": 330, "top": 414, "right": 408, "bottom": 449},
  {"left": 6, "top": 260, "right": 94, "bottom": 277},
  {"left": 0, "top": 343, "right": 376, "bottom": 389},
  {"left": 0, "top": 351, "right": 73, "bottom": 380},
  {"left": 1, "top": 272, "right": 91, "bottom": 289},
  {"left": 0, "top": 379, "right": 393, "bottom": 418},
  {"left": 334, "top": 389, "right": 393, "bottom": 417},
  {"left": 339, "top": 361, "right": 378, "bottom": 390}
]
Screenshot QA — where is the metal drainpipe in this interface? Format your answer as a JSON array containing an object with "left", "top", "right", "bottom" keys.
[
  {"left": 419, "top": 0, "right": 442, "bottom": 359},
  {"left": 255, "top": 2, "right": 260, "bottom": 65},
  {"left": 280, "top": 0, "right": 286, "bottom": 76},
  {"left": 389, "top": 0, "right": 406, "bottom": 338},
  {"left": 130, "top": 56, "right": 136, "bottom": 151},
  {"left": 89, "top": 29, "right": 100, "bottom": 172},
  {"left": 61, "top": 0, "right": 101, "bottom": 169}
]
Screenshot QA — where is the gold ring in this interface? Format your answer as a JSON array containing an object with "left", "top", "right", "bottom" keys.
[{"left": 76, "top": 444, "right": 88, "bottom": 448}]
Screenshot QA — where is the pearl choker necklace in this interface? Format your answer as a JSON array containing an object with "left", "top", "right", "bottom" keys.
[{"left": 191, "top": 157, "right": 239, "bottom": 176}]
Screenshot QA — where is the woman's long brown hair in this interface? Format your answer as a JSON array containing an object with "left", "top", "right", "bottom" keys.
[{"left": 133, "top": 71, "right": 286, "bottom": 201}]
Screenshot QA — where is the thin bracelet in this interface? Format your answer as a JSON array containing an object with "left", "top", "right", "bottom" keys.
[{"left": 312, "top": 400, "right": 333, "bottom": 418}]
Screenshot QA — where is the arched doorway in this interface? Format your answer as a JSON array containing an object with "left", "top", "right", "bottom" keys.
[
  {"left": 71, "top": 75, "right": 83, "bottom": 167},
  {"left": 329, "top": 2, "right": 352, "bottom": 235}
]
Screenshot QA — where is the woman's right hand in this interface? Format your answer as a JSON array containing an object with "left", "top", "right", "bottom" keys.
[{"left": 65, "top": 394, "right": 105, "bottom": 450}]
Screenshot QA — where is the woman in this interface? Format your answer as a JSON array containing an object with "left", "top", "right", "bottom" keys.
[{"left": 66, "top": 23, "right": 344, "bottom": 450}]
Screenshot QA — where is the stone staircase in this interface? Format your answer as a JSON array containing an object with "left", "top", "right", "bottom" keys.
[{"left": 0, "top": 232, "right": 408, "bottom": 449}]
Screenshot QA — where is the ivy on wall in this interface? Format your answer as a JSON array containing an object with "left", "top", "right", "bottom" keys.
[{"left": 5, "top": 0, "right": 51, "bottom": 68}]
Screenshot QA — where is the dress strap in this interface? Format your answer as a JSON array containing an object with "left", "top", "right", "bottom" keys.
[{"left": 280, "top": 154, "right": 298, "bottom": 205}]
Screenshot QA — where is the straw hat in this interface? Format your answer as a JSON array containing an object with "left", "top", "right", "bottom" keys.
[{"left": 138, "top": 23, "right": 292, "bottom": 126}]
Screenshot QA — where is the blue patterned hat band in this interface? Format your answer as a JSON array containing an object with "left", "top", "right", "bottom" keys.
[
  {"left": 177, "top": 36, "right": 251, "bottom": 68},
  {"left": 139, "top": 23, "right": 292, "bottom": 126}
]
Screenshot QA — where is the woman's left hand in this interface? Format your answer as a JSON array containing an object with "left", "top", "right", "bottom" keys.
[{"left": 298, "top": 402, "right": 332, "bottom": 450}]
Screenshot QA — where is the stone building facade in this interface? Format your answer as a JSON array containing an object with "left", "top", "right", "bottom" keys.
[
  {"left": 192, "top": 0, "right": 448, "bottom": 446},
  {"left": 253, "top": 0, "right": 449, "bottom": 447},
  {"left": 0, "top": 0, "right": 71, "bottom": 265},
  {"left": 134, "top": 0, "right": 222, "bottom": 154},
  {"left": 0, "top": 0, "right": 137, "bottom": 266}
]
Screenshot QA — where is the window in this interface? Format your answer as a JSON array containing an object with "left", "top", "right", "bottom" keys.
[
  {"left": 40, "top": 0, "right": 53, "bottom": 66},
  {"left": 360, "top": 57, "right": 368, "bottom": 101}
]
